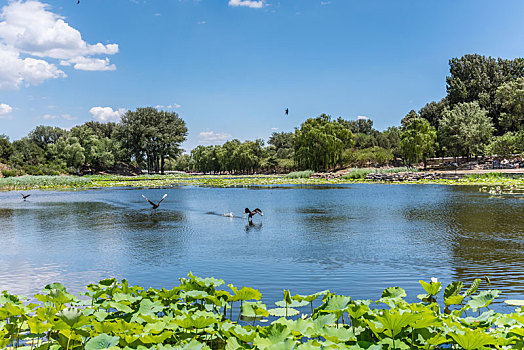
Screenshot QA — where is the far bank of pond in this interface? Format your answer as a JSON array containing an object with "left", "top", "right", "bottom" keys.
[{"left": 1, "top": 171, "right": 524, "bottom": 191}]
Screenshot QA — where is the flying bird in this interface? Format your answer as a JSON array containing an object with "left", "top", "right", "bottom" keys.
[
  {"left": 21, "top": 193, "right": 31, "bottom": 200},
  {"left": 142, "top": 194, "right": 167, "bottom": 209},
  {"left": 245, "top": 208, "right": 263, "bottom": 221},
  {"left": 285, "top": 108, "right": 289, "bottom": 116}
]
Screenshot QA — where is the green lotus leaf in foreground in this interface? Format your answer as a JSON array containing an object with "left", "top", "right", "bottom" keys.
[
  {"left": 2, "top": 273, "right": 524, "bottom": 349},
  {"left": 84, "top": 334, "right": 120, "bottom": 350}
]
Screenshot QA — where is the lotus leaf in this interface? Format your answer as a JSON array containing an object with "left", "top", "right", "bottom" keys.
[
  {"left": 463, "top": 278, "right": 481, "bottom": 297},
  {"left": 268, "top": 307, "right": 300, "bottom": 317},
  {"left": 292, "top": 290, "right": 329, "bottom": 303},
  {"left": 449, "top": 329, "right": 499, "bottom": 350},
  {"left": 372, "top": 309, "right": 419, "bottom": 338},
  {"left": 27, "top": 317, "right": 49, "bottom": 334},
  {"left": 43, "top": 283, "right": 66, "bottom": 292},
  {"left": 138, "top": 299, "right": 164, "bottom": 316},
  {"left": 419, "top": 280, "right": 441, "bottom": 296},
  {"left": 505, "top": 299, "right": 524, "bottom": 306},
  {"left": 85, "top": 333, "right": 120, "bottom": 350},
  {"left": 255, "top": 323, "right": 293, "bottom": 348},
  {"left": 444, "top": 294, "right": 464, "bottom": 307},
  {"left": 322, "top": 325, "right": 356, "bottom": 342},
  {"left": 228, "top": 285, "right": 262, "bottom": 302},
  {"left": 444, "top": 281, "right": 464, "bottom": 299},
  {"left": 56, "top": 307, "right": 90, "bottom": 329},
  {"left": 466, "top": 290, "right": 500, "bottom": 311},
  {"left": 275, "top": 300, "right": 308, "bottom": 308},
  {"left": 381, "top": 287, "right": 406, "bottom": 299}
]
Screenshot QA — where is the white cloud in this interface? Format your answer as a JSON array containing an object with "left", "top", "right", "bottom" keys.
[
  {"left": 70, "top": 57, "right": 116, "bottom": 71},
  {"left": 0, "top": 103, "right": 13, "bottom": 116},
  {"left": 320, "top": 1, "right": 331, "bottom": 5},
  {"left": 0, "top": 43, "right": 66, "bottom": 90},
  {"left": 271, "top": 127, "right": 278, "bottom": 130},
  {"left": 89, "top": 106, "right": 126, "bottom": 122},
  {"left": 228, "top": 0, "right": 265, "bottom": 9},
  {"left": 0, "top": 0, "right": 118, "bottom": 90},
  {"left": 167, "top": 103, "right": 181, "bottom": 109},
  {"left": 42, "top": 114, "right": 56, "bottom": 119},
  {"left": 155, "top": 105, "right": 165, "bottom": 109},
  {"left": 197, "top": 20, "right": 206, "bottom": 24},
  {"left": 198, "top": 131, "right": 232, "bottom": 144}
]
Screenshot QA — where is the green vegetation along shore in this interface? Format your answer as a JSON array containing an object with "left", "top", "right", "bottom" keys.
[
  {"left": 0, "top": 273, "right": 521, "bottom": 349},
  {"left": 1, "top": 172, "right": 524, "bottom": 191}
]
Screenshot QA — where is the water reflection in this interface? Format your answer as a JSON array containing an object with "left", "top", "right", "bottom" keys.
[{"left": 245, "top": 221, "right": 263, "bottom": 233}]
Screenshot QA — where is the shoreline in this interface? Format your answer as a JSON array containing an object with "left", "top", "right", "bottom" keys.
[{"left": 0, "top": 170, "right": 523, "bottom": 191}]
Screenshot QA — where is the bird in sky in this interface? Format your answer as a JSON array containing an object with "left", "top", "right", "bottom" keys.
[
  {"left": 285, "top": 108, "right": 289, "bottom": 116},
  {"left": 21, "top": 193, "right": 31, "bottom": 200},
  {"left": 142, "top": 194, "right": 167, "bottom": 209},
  {"left": 245, "top": 208, "right": 263, "bottom": 221}
]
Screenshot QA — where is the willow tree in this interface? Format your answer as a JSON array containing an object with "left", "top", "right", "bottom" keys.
[
  {"left": 294, "top": 114, "right": 354, "bottom": 171},
  {"left": 400, "top": 117, "right": 437, "bottom": 169},
  {"left": 118, "top": 107, "right": 187, "bottom": 174}
]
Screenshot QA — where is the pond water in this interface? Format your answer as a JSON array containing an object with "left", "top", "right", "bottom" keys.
[{"left": 1, "top": 184, "right": 524, "bottom": 310}]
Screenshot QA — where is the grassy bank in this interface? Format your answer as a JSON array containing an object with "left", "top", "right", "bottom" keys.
[
  {"left": 1, "top": 172, "right": 524, "bottom": 191},
  {"left": 0, "top": 274, "right": 521, "bottom": 349}
]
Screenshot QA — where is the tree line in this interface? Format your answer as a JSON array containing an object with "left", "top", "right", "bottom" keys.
[{"left": 2, "top": 53, "right": 524, "bottom": 175}]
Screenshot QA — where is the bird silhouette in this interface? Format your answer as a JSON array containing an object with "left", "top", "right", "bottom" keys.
[
  {"left": 285, "top": 108, "right": 289, "bottom": 115},
  {"left": 21, "top": 193, "right": 31, "bottom": 200},
  {"left": 245, "top": 208, "right": 263, "bottom": 221},
  {"left": 77, "top": 0, "right": 80, "bottom": 4},
  {"left": 142, "top": 194, "right": 167, "bottom": 209}
]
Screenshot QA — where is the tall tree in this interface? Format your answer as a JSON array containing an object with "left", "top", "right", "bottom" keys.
[
  {"left": 294, "top": 114, "right": 354, "bottom": 171},
  {"left": 495, "top": 77, "right": 524, "bottom": 132},
  {"left": 439, "top": 102, "right": 494, "bottom": 158},
  {"left": 118, "top": 107, "right": 187, "bottom": 174},
  {"left": 446, "top": 54, "right": 524, "bottom": 132},
  {"left": 400, "top": 118, "right": 437, "bottom": 169},
  {"left": 0, "top": 135, "right": 12, "bottom": 163}
]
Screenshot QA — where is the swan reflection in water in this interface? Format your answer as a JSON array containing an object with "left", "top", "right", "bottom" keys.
[{"left": 245, "top": 221, "right": 263, "bottom": 233}]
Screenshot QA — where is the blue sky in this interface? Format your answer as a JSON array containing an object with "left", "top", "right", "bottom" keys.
[{"left": 1, "top": 0, "right": 524, "bottom": 151}]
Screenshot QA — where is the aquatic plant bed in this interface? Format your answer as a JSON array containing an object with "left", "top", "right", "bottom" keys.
[
  {"left": 1, "top": 274, "right": 523, "bottom": 349},
  {"left": 2, "top": 173, "right": 524, "bottom": 191}
]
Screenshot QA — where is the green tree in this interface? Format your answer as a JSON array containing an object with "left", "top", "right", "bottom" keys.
[
  {"left": 401, "top": 110, "right": 419, "bottom": 130},
  {"left": 486, "top": 132, "right": 522, "bottom": 158},
  {"left": 439, "top": 102, "right": 494, "bottom": 158},
  {"left": 118, "top": 107, "right": 187, "bottom": 174},
  {"left": 0, "top": 134, "right": 12, "bottom": 163},
  {"left": 495, "top": 77, "right": 524, "bottom": 132},
  {"left": 446, "top": 54, "right": 524, "bottom": 132},
  {"left": 400, "top": 118, "right": 437, "bottom": 169},
  {"left": 294, "top": 114, "right": 354, "bottom": 171},
  {"left": 419, "top": 98, "right": 449, "bottom": 129},
  {"left": 29, "top": 126, "right": 68, "bottom": 149}
]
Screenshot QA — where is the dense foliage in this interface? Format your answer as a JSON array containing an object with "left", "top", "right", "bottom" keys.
[{"left": 1, "top": 274, "right": 524, "bottom": 349}]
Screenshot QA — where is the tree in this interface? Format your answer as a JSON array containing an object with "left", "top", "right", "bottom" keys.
[
  {"left": 401, "top": 110, "right": 419, "bottom": 130},
  {"left": 294, "top": 114, "right": 354, "bottom": 171},
  {"left": 495, "top": 77, "right": 524, "bottom": 132},
  {"left": 439, "top": 102, "right": 494, "bottom": 158},
  {"left": 400, "top": 118, "right": 437, "bottom": 169},
  {"left": 486, "top": 132, "right": 523, "bottom": 159},
  {"left": 419, "top": 98, "right": 449, "bottom": 129},
  {"left": 118, "top": 107, "right": 187, "bottom": 174},
  {"left": 0, "top": 134, "right": 12, "bottom": 163},
  {"left": 29, "top": 126, "right": 68, "bottom": 149},
  {"left": 446, "top": 54, "right": 524, "bottom": 133}
]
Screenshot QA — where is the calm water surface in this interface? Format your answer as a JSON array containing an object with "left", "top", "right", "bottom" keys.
[{"left": 1, "top": 184, "right": 524, "bottom": 310}]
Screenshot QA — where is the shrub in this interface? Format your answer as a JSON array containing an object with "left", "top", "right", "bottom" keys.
[
  {"left": 1, "top": 169, "right": 17, "bottom": 177},
  {"left": 285, "top": 170, "right": 314, "bottom": 178}
]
